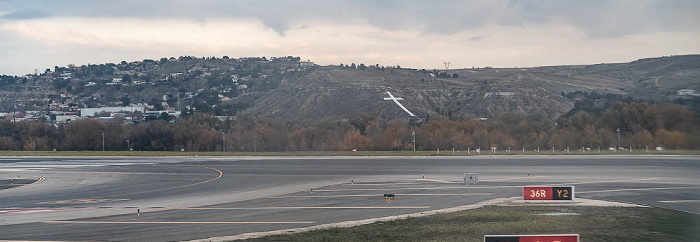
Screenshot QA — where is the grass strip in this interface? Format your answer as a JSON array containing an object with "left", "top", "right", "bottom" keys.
[{"left": 246, "top": 206, "right": 700, "bottom": 241}]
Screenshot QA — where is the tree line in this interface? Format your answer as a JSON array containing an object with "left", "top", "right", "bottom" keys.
[{"left": 0, "top": 102, "right": 697, "bottom": 152}]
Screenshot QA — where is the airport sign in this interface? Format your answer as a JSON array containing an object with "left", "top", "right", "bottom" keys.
[
  {"left": 523, "top": 186, "right": 574, "bottom": 201},
  {"left": 485, "top": 234, "right": 579, "bottom": 242}
]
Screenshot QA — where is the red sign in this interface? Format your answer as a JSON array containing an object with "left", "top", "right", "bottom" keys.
[
  {"left": 523, "top": 186, "right": 553, "bottom": 200},
  {"left": 523, "top": 186, "right": 574, "bottom": 201},
  {"left": 485, "top": 234, "right": 578, "bottom": 242},
  {"left": 520, "top": 235, "right": 578, "bottom": 242}
]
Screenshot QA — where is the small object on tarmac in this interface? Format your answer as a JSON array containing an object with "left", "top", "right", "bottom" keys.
[
  {"left": 137, "top": 209, "right": 140, "bottom": 218},
  {"left": 351, "top": 179, "right": 354, "bottom": 184},
  {"left": 528, "top": 171, "right": 531, "bottom": 176},
  {"left": 463, "top": 173, "right": 479, "bottom": 185},
  {"left": 384, "top": 194, "right": 395, "bottom": 202},
  {"left": 422, "top": 174, "right": 425, "bottom": 179},
  {"left": 310, "top": 188, "right": 314, "bottom": 194}
]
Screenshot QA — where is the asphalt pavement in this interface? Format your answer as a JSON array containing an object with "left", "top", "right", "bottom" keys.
[{"left": 0, "top": 155, "right": 698, "bottom": 241}]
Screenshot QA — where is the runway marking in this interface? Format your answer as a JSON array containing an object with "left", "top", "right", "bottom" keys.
[
  {"left": 548, "top": 178, "right": 659, "bottom": 186},
  {"left": 0, "top": 209, "right": 57, "bottom": 214},
  {"left": 178, "top": 206, "right": 431, "bottom": 210},
  {"left": 43, "top": 221, "right": 316, "bottom": 224},
  {"left": 401, "top": 186, "right": 513, "bottom": 189},
  {"left": 273, "top": 193, "right": 493, "bottom": 198},
  {"left": 659, "top": 200, "right": 700, "bottom": 203},
  {"left": 416, "top": 178, "right": 460, "bottom": 184},
  {"left": 33, "top": 166, "right": 224, "bottom": 205},
  {"left": 272, "top": 195, "right": 379, "bottom": 198},
  {"left": 395, "top": 193, "right": 493, "bottom": 196},
  {"left": 481, "top": 176, "right": 548, "bottom": 181},
  {"left": 311, "top": 188, "right": 395, "bottom": 191},
  {"left": 0, "top": 176, "right": 45, "bottom": 191},
  {"left": 312, "top": 184, "right": 524, "bottom": 192},
  {"left": 37, "top": 198, "right": 129, "bottom": 205},
  {"left": 0, "top": 184, "right": 23, "bottom": 187},
  {"left": 577, "top": 186, "right": 700, "bottom": 194},
  {"left": 102, "top": 165, "right": 224, "bottom": 198},
  {"left": 402, "top": 176, "right": 548, "bottom": 184},
  {"left": 314, "top": 182, "right": 548, "bottom": 192},
  {"left": 341, "top": 182, "right": 444, "bottom": 186}
]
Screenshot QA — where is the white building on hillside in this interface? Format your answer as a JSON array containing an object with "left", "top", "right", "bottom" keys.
[{"left": 80, "top": 106, "right": 145, "bottom": 117}]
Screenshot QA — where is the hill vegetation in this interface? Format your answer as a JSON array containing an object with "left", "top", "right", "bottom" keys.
[
  {"left": 0, "top": 55, "right": 698, "bottom": 151},
  {"left": 1, "top": 55, "right": 699, "bottom": 122},
  {"left": 0, "top": 101, "right": 696, "bottom": 151}
]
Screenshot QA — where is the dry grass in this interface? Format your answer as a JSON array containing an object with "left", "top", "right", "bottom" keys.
[{"left": 247, "top": 206, "right": 700, "bottom": 241}]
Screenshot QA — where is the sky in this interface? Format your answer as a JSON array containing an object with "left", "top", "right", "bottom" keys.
[{"left": 1, "top": 0, "right": 699, "bottom": 75}]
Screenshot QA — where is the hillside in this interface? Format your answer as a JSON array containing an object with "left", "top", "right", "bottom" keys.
[
  {"left": 238, "top": 55, "right": 700, "bottom": 121},
  {"left": 1, "top": 55, "right": 698, "bottom": 123}
]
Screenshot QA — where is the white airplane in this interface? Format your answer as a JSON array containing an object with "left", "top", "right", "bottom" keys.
[{"left": 383, "top": 91, "right": 416, "bottom": 117}]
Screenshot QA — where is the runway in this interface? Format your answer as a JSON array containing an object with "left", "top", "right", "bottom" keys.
[{"left": 0, "top": 155, "right": 698, "bottom": 241}]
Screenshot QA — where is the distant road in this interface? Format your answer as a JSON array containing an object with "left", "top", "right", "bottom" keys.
[{"left": 0, "top": 155, "right": 698, "bottom": 241}]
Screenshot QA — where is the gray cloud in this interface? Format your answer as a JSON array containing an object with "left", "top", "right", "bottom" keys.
[
  {"left": 507, "top": 0, "right": 700, "bottom": 37},
  {"left": 0, "top": 9, "right": 51, "bottom": 20},
  {"left": 0, "top": 0, "right": 698, "bottom": 37},
  {"left": 468, "top": 35, "right": 487, "bottom": 41}
]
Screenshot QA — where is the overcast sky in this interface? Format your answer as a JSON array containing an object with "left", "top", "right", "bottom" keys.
[{"left": 1, "top": 0, "right": 699, "bottom": 75}]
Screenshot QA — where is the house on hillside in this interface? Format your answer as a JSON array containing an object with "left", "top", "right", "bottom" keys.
[
  {"left": 677, "top": 89, "right": 700, "bottom": 96},
  {"left": 80, "top": 106, "right": 145, "bottom": 118},
  {"left": 299, "top": 61, "right": 315, "bottom": 67}
]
